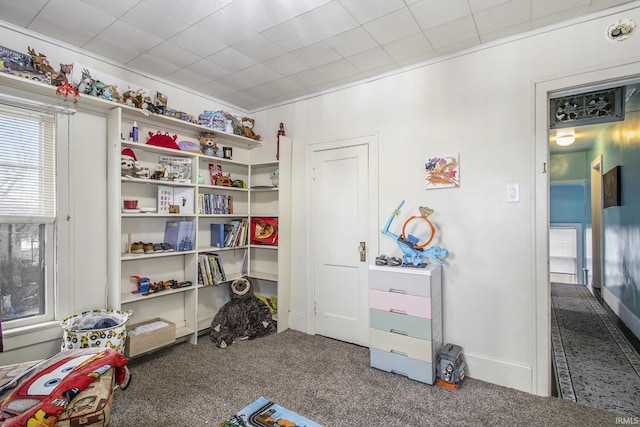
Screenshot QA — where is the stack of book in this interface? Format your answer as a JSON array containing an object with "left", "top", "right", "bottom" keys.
[
  {"left": 199, "top": 193, "right": 233, "bottom": 214},
  {"left": 198, "top": 253, "right": 226, "bottom": 286}
]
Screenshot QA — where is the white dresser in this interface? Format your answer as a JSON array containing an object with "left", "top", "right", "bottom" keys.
[{"left": 369, "top": 263, "right": 442, "bottom": 384}]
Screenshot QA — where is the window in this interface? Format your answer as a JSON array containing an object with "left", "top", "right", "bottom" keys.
[{"left": 0, "top": 103, "right": 57, "bottom": 328}]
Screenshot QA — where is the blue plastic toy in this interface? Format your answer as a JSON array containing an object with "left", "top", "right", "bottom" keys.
[{"left": 381, "top": 200, "right": 448, "bottom": 266}]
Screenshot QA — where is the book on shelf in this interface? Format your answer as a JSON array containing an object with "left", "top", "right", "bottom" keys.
[
  {"left": 163, "top": 220, "right": 195, "bottom": 251},
  {"left": 159, "top": 155, "right": 192, "bottom": 183},
  {"left": 209, "top": 163, "right": 222, "bottom": 185},
  {"left": 210, "top": 223, "right": 225, "bottom": 248},
  {"left": 199, "top": 193, "right": 233, "bottom": 215},
  {"left": 197, "top": 253, "right": 227, "bottom": 286},
  {"left": 158, "top": 186, "right": 195, "bottom": 214}
]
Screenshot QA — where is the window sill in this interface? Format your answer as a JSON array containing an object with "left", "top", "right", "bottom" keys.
[{"left": 2, "top": 321, "right": 62, "bottom": 352}]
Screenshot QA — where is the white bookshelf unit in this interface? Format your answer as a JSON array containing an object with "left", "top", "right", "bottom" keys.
[{"left": 107, "top": 106, "right": 291, "bottom": 352}]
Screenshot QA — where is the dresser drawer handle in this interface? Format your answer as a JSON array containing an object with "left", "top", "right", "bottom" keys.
[
  {"left": 389, "top": 309, "right": 407, "bottom": 315},
  {"left": 388, "top": 288, "right": 406, "bottom": 294},
  {"left": 390, "top": 349, "right": 408, "bottom": 357},
  {"left": 390, "top": 329, "right": 408, "bottom": 336}
]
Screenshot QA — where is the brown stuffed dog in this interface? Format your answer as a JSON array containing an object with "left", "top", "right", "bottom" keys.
[
  {"left": 210, "top": 276, "right": 275, "bottom": 348},
  {"left": 242, "top": 117, "right": 261, "bottom": 141}
]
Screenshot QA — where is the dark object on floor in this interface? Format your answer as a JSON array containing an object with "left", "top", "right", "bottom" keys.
[
  {"left": 436, "top": 343, "right": 466, "bottom": 390},
  {"left": 210, "top": 276, "right": 275, "bottom": 348}
]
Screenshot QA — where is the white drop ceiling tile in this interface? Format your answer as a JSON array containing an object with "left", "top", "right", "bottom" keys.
[
  {"left": 232, "top": 34, "right": 287, "bottom": 63},
  {"left": 183, "top": 58, "right": 233, "bottom": 81},
  {"left": 81, "top": 33, "right": 141, "bottom": 64},
  {"left": 338, "top": 0, "right": 406, "bottom": 24},
  {"left": 424, "top": 15, "right": 479, "bottom": 49},
  {"left": 473, "top": 0, "right": 530, "bottom": 36},
  {"left": 467, "top": 0, "right": 511, "bottom": 13},
  {"left": 147, "top": 42, "right": 200, "bottom": 68},
  {"left": 127, "top": 53, "right": 181, "bottom": 77},
  {"left": 165, "top": 67, "right": 212, "bottom": 88},
  {"left": 223, "top": 0, "right": 294, "bottom": 32},
  {"left": 315, "top": 58, "right": 360, "bottom": 80},
  {"left": 479, "top": 21, "right": 531, "bottom": 44},
  {"left": 531, "top": 0, "right": 589, "bottom": 19},
  {"left": 262, "top": 53, "right": 310, "bottom": 76},
  {"left": 87, "top": 20, "right": 163, "bottom": 56},
  {"left": 216, "top": 71, "right": 257, "bottom": 92},
  {"left": 433, "top": 36, "right": 482, "bottom": 56},
  {"left": 79, "top": 0, "right": 139, "bottom": 18},
  {"left": 531, "top": 7, "right": 590, "bottom": 30},
  {"left": 297, "top": 1, "right": 359, "bottom": 39},
  {"left": 261, "top": 77, "right": 304, "bottom": 95},
  {"left": 363, "top": 7, "right": 421, "bottom": 45},
  {"left": 194, "top": 9, "right": 257, "bottom": 46},
  {"left": 120, "top": 1, "right": 190, "bottom": 39},
  {"left": 324, "top": 27, "right": 379, "bottom": 57},
  {"left": 37, "top": 0, "right": 115, "bottom": 33},
  {"left": 224, "top": 90, "right": 258, "bottom": 108},
  {"left": 28, "top": 13, "right": 99, "bottom": 47},
  {"left": 395, "top": 50, "right": 439, "bottom": 67},
  {"left": 234, "top": 63, "right": 282, "bottom": 86},
  {"left": 346, "top": 46, "right": 395, "bottom": 72},
  {"left": 290, "top": 41, "right": 342, "bottom": 68},
  {"left": 590, "top": 0, "right": 635, "bottom": 11},
  {"left": 409, "top": 0, "right": 471, "bottom": 30},
  {"left": 169, "top": 25, "right": 221, "bottom": 58},
  {"left": 0, "top": 0, "right": 46, "bottom": 26},
  {"left": 207, "top": 47, "right": 257, "bottom": 71},
  {"left": 262, "top": 16, "right": 320, "bottom": 51},
  {"left": 145, "top": 0, "right": 232, "bottom": 24},
  {"left": 382, "top": 32, "right": 434, "bottom": 62},
  {"left": 273, "top": 0, "right": 333, "bottom": 19},
  {"left": 288, "top": 68, "right": 330, "bottom": 88},
  {"left": 198, "top": 80, "right": 237, "bottom": 98}
]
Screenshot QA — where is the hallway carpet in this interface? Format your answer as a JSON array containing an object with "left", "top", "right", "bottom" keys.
[{"left": 551, "top": 282, "right": 640, "bottom": 417}]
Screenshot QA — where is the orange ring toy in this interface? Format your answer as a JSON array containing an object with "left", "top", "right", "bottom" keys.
[{"left": 401, "top": 215, "right": 435, "bottom": 249}]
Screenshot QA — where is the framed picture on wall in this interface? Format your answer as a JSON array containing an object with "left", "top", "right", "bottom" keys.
[{"left": 603, "top": 165, "right": 621, "bottom": 208}]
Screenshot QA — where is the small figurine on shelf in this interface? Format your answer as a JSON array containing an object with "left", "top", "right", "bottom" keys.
[
  {"left": 199, "top": 132, "right": 219, "bottom": 157},
  {"left": 277, "top": 122, "right": 285, "bottom": 160},
  {"left": 121, "top": 148, "right": 140, "bottom": 178}
]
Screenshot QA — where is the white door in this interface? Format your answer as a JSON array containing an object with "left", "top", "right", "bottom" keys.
[{"left": 312, "top": 139, "right": 373, "bottom": 346}]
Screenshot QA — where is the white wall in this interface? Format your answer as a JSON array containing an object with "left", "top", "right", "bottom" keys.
[{"left": 252, "top": 7, "right": 640, "bottom": 394}]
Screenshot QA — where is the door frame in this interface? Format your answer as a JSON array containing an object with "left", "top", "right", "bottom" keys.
[
  {"left": 534, "top": 60, "right": 640, "bottom": 396},
  {"left": 590, "top": 155, "right": 603, "bottom": 289},
  {"left": 305, "top": 133, "right": 379, "bottom": 335}
]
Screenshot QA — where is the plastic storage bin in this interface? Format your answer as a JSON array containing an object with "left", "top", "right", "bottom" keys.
[{"left": 61, "top": 309, "right": 132, "bottom": 353}]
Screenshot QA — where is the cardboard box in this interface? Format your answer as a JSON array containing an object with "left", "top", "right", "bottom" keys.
[{"left": 125, "top": 318, "right": 175, "bottom": 358}]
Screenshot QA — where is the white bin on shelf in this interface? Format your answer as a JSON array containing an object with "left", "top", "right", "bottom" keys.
[{"left": 61, "top": 309, "right": 133, "bottom": 353}]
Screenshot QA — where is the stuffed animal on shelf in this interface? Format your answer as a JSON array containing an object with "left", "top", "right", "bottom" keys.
[
  {"left": 210, "top": 276, "right": 275, "bottom": 348},
  {"left": 121, "top": 148, "right": 140, "bottom": 178},
  {"left": 241, "top": 117, "right": 261, "bottom": 141},
  {"left": 199, "top": 131, "right": 219, "bottom": 157}
]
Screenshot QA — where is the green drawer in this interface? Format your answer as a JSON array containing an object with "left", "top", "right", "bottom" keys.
[{"left": 369, "top": 308, "right": 431, "bottom": 340}]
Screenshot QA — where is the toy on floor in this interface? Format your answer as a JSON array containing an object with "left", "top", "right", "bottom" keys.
[
  {"left": 435, "top": 343, "right": 466, "bottom": 390},
  {"left": 210, "top": 276, "right": 275, "bottom": 348},
  {"left": 381, "top": 200, "right": 449, "bottom": 266}
]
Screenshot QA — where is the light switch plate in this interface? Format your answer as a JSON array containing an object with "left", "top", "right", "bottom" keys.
[{"left": 506, "top": 183, "right": 519, "bottom": 203}]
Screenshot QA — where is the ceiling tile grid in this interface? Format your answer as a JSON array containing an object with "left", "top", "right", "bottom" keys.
[{"left": 0, "top": 0, "right": 636, "bottom": 111}]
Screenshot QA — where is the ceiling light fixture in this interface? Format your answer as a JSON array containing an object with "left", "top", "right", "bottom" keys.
[{"left": 556, "top": 130, "right": 576, "bottom": 146}]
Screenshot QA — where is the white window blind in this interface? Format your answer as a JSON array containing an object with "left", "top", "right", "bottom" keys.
[{"left": 0, "top": 105, "right": 56, "bottom": 219}]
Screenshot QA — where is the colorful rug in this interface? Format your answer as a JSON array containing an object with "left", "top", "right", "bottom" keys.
[
  {"left": 551, "top": 283, "right": 640, "bottom": 417},
  {"left": 218, "top": 396, "right": 322, "bottom": 427}
]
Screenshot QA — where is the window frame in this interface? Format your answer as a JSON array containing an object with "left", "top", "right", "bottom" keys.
[{"left": 0, "top": 93, "right": 72, "bottom": 349}]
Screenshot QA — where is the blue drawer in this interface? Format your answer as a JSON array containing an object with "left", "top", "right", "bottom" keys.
[{"left": 370, "top": 347, "right": 436, "bottom": 385}]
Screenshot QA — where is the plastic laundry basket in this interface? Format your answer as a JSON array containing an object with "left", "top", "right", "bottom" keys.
[{"left": 61, "top": 309, "right": 133, "bottom": 353}]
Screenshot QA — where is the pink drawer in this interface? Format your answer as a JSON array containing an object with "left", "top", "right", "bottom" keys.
[{"left": 369, "top": 289, "right": 431, "bottom": 318}]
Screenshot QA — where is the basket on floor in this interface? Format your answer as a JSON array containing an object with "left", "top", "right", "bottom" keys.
[{"left": 61, "top": 309, "right": 133, "bottom": 353}]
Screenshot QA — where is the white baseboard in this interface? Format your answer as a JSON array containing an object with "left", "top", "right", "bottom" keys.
[
  {"left": 602, "top": 287, "right": 640, "bottom": 340},
  {"left": 464, "top": 352, "right": 533, "bottom": 394}
]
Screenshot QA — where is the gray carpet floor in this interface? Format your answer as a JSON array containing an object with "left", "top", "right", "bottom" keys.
[
  {"left": 551, "top": 282, "right": 640, "bottom": 417},
  {"left": 111, "top": 329, "right": 619, "bottom": 426}
]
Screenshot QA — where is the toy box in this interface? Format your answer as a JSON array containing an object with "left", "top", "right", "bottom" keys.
[{"left": 125, "top": 318, "right": 175, "bottom": 358}]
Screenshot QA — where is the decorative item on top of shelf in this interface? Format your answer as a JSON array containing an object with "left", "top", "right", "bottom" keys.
[
  {"left": 216, "top": 174, "right": 233, "bottom": 187},
  {"left": 232, "top": 179, "right": 247, "bottom": 188},
  {"left": 224, "top": 112, "right": 244, "bottom": 135},
  {"left": 277, "top": 122, "right": 285, "bottom": 160},
  {"left": 242, "top": 117, "right": 261, "bottom": 141},
  {"left": 26, "top": 46, "right": 72, "bottom": 86},
  {"left": 56, "top": 81, "right": 79, "bottom": 104},
  {"left": 198, "top": 110, "right": 227, "bottom": 130},
  {"left": 270, "top": 168, "right": 279, "bottom": 187},
  {"left": 158, "top": 156, "right": 192, "bottom": 183},
  {"left": 155, "top": 91, "right": 167, "bottom": 115},
  {"left": 75, "top": 68, "right": 121, "bottom": 102},
  {"left": 71, "top": 63, "right": 148, "bottom": 106},
  {"left": 250, "top": 217, "right": 278, "bottom": 246},
  {"left": 121, "top": 148, "right": 140, "bottom": 178},
  {"left": 209, "top": 276, "right": 276, "bottom": 348},
  {"left": 223, "top": 146, "right": 232, "bottom": 159},
  {"left": 209, "top": 163, "right": 222, "bottom": 184},
  {"left": 199, "top": 132, "right": 219, "bottom": 157},
  {"left": 158, "top": 186, "right": 194, "bottom": 214},
  {"left": 146, "top": 130, "right": 180, "bottom": 150},
  {"left": 380, "top": 200, "right": 448, "bottom": 267},
  {"left": 177, "top": 140, "right": 201, "bottom": 153}
]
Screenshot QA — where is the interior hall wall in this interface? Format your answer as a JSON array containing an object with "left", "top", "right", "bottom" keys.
[{"left": 253, "top": 6, "right": 640, "bottom": 393}]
